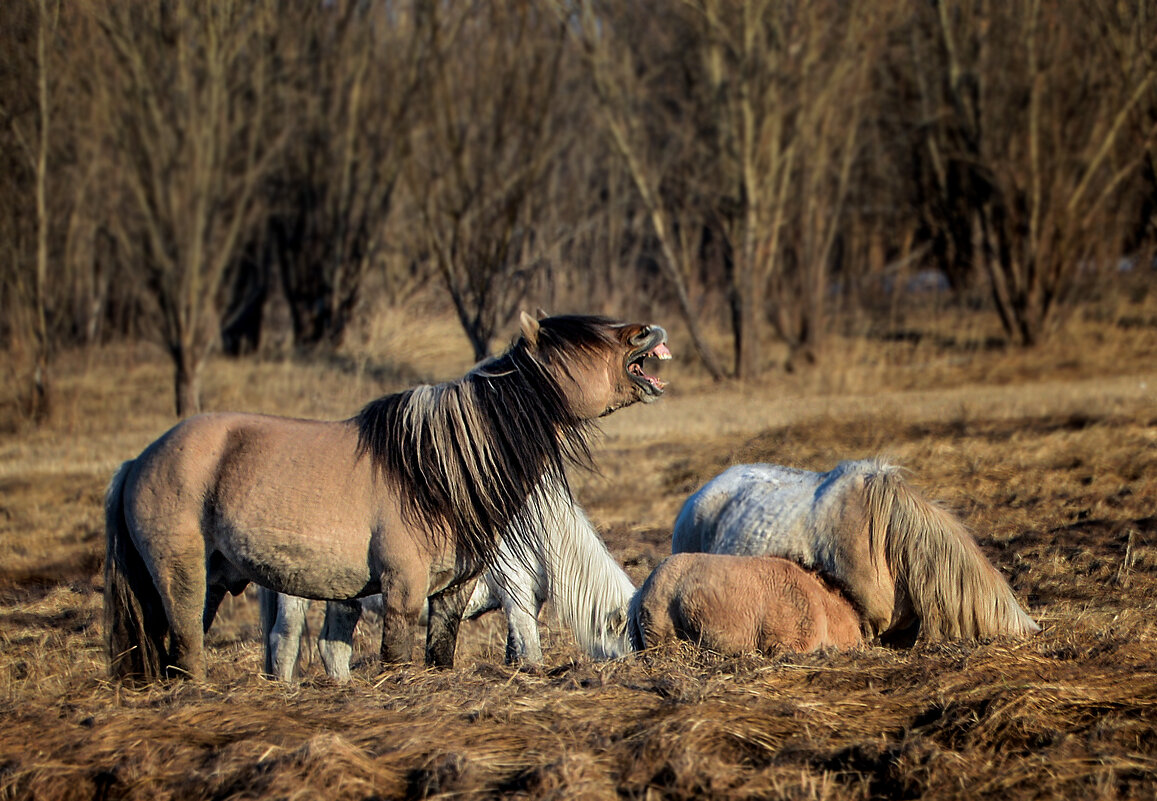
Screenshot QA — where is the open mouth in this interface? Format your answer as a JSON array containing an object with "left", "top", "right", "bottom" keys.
[{"left": 626, "top": 326, "right": 672, "bottom": 398}]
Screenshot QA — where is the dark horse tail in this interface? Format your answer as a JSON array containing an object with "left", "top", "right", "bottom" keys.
[
  {"left": 626, "top": 585, "right": 648, "bottom": 652},
  {"left": 257, "top": 585, "right": 279, "bottom": 677},
  {"left": 105, "top": 460, "right": 167, "bottom": 683}
]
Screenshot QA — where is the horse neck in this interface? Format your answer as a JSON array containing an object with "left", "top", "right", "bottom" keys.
[
  {"left": 874, "top": 472, "right": 1038, "bottom": 639},
  {"left": 357, "top": 349, "right": 595, "bottom": 581},
  {"left": 537, "top": 488, "right": 636, "bottom": 658}
]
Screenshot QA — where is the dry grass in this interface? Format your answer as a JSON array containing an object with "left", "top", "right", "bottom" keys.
[{"left": 2, "top": 301, "right": 1157, "bottom": 800}]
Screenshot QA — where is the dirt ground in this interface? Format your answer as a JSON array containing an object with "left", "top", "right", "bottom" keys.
[{"left": 2, "top": 305, "right": 1156, "bottom": 800}]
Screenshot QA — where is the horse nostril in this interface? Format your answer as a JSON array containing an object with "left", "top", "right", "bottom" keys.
[{"left": 630, "top": 328, "right": 650, "bottom": 347}]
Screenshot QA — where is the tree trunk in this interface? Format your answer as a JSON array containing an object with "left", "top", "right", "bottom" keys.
[
  {"left": 221, "top": 255, "right": 267, "bottom": 356},
  {"left": 173, "top": 345, "right": 203, "bottom": 418},
  {"left": 448, "top": 283, "right": 491, "bottom": 362},
  {"left": 649, "top": 215, "right": 727, "bottom": 381},
  {"left": 27, "top": 356, "right": 52, "bottom": 423},
  {"left": 286, "top": 294, "right": 326, "bottom": 351},
  {"left": 728, "top": 266, "right": 759, "bottom": 380},
  {"left": 31, "top": 0, "right": 52, "bottom": 425}
]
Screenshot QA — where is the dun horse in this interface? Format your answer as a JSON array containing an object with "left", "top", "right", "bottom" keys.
[
  {"left": 629, "top": 553, "right": 863, "bottom": 655},
  {"left": 261, "top": 478, "right": 636, "bottom": 680},
  {"left": 672, "top": 459, "right": 1039, "bottom": 643},
  {"left": 104, "top": 312, "right": 671, "bottom": 682}
]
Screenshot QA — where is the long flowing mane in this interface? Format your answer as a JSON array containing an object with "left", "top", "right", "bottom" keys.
[
  {"left": 354, "top": 318, "right": 613, "bottom": 580},
  {"left": 864, "top": 461, "right": 1040, "bottom": 639}
]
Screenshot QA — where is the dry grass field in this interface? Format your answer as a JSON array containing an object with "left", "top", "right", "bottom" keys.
[{"left": 2, "top": 300, "right": 1156, "bottom": 800}]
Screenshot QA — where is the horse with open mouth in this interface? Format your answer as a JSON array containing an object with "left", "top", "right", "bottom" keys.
[{"left": 104, "top": 311, "right": 671, "bottom": 683}]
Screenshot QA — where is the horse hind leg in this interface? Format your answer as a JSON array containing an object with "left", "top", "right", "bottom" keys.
[
  {"left": 318, "top": 600, "right": 363, "bottom": 681},
  {"left": 158, "top": 563, "right": 211, "bottom": 680},
  {"left": 134, "top": 528, "right": 211, "bottom": 680},
  {"left": 105, "top": 497, "right": 169, "bottom": 682}
]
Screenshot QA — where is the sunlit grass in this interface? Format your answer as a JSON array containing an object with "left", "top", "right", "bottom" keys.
[{"left": 2, "top": 298, "right": 1157, "bottom": 799}]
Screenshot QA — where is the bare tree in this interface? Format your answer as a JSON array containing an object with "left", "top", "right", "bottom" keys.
[
  {"left": 92, "top": 1, "right": 280, "bottom": 415},
  {"left": 573, "top": 0, "right": 728, "bottom": 379},
  {"left": 0, "top": 0, "right": 61, "bottom": 421},
  {"left": 916, "top": 0, "right": 1157, "bottom": 344},
  {"left": 574, "top": 0, "right": 881, "bottom": 377},
  {"left": 695, "top": 0, "right": 879, "bottom": 372},
  {"left": 2, "top": 1, "right": 133, "bottom": 366},
  {"left": 264, "top": 1, "right": 422, "bottom": 351},
  {"left": 407, "top": 0, "right": 569, "bottom": 360},
  {"left": 28, "top": 0, "right": 53, "bottom": 417},
  {"left": 4, "top": 0, "right": 1155, "bottom": 388}
]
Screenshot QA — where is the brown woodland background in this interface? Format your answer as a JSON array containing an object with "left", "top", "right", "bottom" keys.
[{"left": 2, "top": 0, "right": 1155, "bottom": 414}]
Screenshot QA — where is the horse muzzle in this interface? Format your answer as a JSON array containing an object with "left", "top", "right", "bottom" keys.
[{"left": 626, "top": 325, "right": 671, "bottom": 399}]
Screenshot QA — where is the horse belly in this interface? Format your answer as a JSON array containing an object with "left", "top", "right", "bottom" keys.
[
  {"left": 205, "top": 419, "right": 390, "bottom": 599},
  {"left": 212, "top": 478, "right": 379, "bottom": 599},
  {"left": 216, "top": 519, "right": 377, "bottom": 600}
]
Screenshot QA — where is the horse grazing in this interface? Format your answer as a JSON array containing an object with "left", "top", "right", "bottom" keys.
[
  {"left": 629, "top": 553, "right": 863, "bottom": 655},
  {"left": 260, "top": 479, "right": 636, "bottom": 681},
  {"left": 672, "top": 459, "right": 1039, "bottom": 643},
  {"left": 104, "top": 312, "right": 671, "bottom": 683}
]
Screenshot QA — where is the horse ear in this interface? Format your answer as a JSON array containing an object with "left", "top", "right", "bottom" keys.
[
  {"left": 535, "top": 308, "right": 549, "bottom": 321},
  {"left": 519, "top": 310, "right": 541, "bottom": 350}
]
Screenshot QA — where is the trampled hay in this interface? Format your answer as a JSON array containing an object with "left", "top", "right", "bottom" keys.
[{"left": 2, "top": 309, "right": 1156, "bottom": 799}]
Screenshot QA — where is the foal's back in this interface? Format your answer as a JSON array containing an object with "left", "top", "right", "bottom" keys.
[{"left": 632, "top": 553, "right": 862, "bottom": 655}]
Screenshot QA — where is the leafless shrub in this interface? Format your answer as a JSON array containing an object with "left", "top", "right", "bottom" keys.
[
  {"left": 89, "top": 0, "right": 283, "bottom": 415},
  {"left": 260, "top": 1, "right": 422, "bottom": 352},
  {"left": 904, "top": 0, "right": 1157, "bottom": 345}
]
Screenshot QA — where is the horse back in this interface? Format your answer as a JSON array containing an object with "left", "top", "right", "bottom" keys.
[
  {"left": 129, "top": 413, "right": 372, "bottom": 521},
  {"left": 673, "top": 464, "right": 833, "bottom": 558}
]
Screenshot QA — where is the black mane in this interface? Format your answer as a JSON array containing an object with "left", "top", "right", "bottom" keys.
[{"left": 354, "top": 318, "right": 613, "bottom": 581}]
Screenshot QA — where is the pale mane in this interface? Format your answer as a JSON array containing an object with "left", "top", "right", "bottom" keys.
[{"left": 865, "top": 461, "right": 1040, "bottom": 639}]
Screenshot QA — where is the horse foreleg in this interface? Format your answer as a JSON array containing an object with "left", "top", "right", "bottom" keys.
[
  {"left": 318, "top": 599, "right": 362, "bottom": 681},
  {"left": 489, "top": 572, "right": 543, "bottom": 665},
  {"left": 425, "top": 578, "right": 478, "bottom": 668},
  {"left": 379, "top": 567, "right": 423, "bottom": 665}
]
